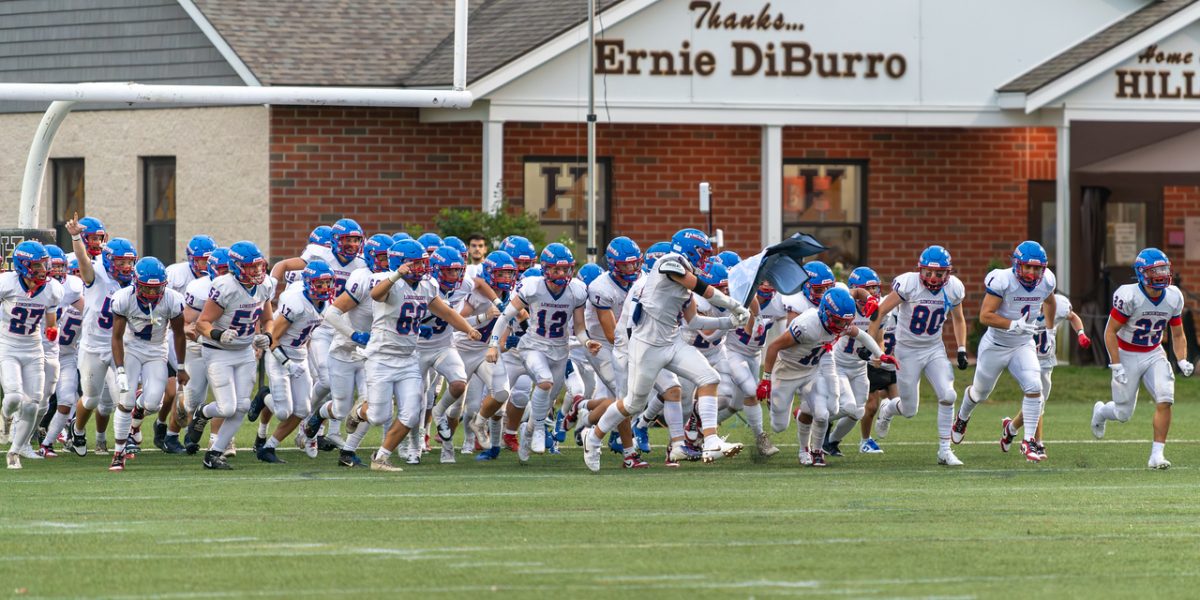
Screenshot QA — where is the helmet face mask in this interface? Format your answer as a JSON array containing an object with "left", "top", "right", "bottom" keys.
[
  {"left": 110, "top": 256, "right": 136, "bottom": 283},
  {"left": 23, "top": 258, "right": 49, "bottom": 286},
  {"left": 83, "top": 233, "right": 106, "bottom": 258},
  {"left": 137, "top": 281, "right": 165, "bottom": 304},
  {"left": 1141, "top": 264, "right": 1172, "bottom": 289},
  {"left": 335, "top": 234, "right": 363, "bottom": 259},
  {"left": 49, "top": 258, "right": 66, "bottom": 282},
  {"left": 238, "top": 259, "right": 266, "bottom": 285},
  {"left": 307, "top": 276, "right": 335, "bottom": 301},
  {"left": 1015, "top": 262, "right": 1045, "bottom": 286},
  {"left": 919, "top": 266, "right": 950, "bottom": 292}
]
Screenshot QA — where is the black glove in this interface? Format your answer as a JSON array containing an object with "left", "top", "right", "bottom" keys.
[
  {"left": 857, "top": 346, "right": 873, "bottom": 361},
  {"left": 957, "top": 350, "right": 969, "bottom": 371}
]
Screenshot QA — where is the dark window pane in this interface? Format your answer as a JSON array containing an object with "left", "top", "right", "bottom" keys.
[
  {"left": 523, "top": 158, "right": 610, "bottom": 259},
  {"left": 783, "top": 160, "right": 867, "bottom": 268},
  {"left": 143, "top": 157, "right": 176, "bottom": 263},
  {"left": 52, "top": 158, "right": 85, "bottom": 248}
]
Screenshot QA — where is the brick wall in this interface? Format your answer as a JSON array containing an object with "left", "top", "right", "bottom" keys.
[
  {"left": 1164, "top": 186, "right": 1200, "bottom": 310},
  {"left": 269, "top": 107, "right": 481, "bottom": 259}
]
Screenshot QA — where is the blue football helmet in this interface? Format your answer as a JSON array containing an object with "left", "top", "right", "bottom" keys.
[
  {"left": 1012, "top": 241, "right": 1048, "bottom": 288},
  {"left": 387, "top": 240, "right": 429, "bottom": 283},
  {"left": 801, "top": 261, "right": 835, "bottom": 305},
  {"left": 483, "top": 251, "right": 518, "bottom": 292},
  {"left": 302, "top": 259, "right": 336, "bottom": 302},
  {"left": 441, "top": 236, "right": 468, "bottom": 261},
  {"left": 430, "top": 246, "right": 466, "bottom": 291},
  {"left": 77, "top": 216, "right": 107, "bottom": 258},
  {"left": 605, "top": 236, "right": 642, "bottom": 283},
  {"left": 67, "top": 253, "right": 80, "bottom": 276},
  {"left": 206, "top": 247, "right": 231, "bottom": 279},
  {"left": 363, "top": 233, "right": 394, "bottom": 273},
  {"left": 714, "top": 250, "right": 741, "bottom": 269},
  {"left": 11, "top": 240, "right": 49, "bottom": 286},
  {"left": 331, "top": 218, "right": 365, "bottom": 260},
  {"left": 45, "top": 245, "right": 67, "bottom": 283},
  {"left": 819, "top": 287, "right": 857, "bottom": 335},
  {"left": 670, "top": 228, "right": 712, "bottom": 269},
  {"left": 522, "top": 265, "right": 543, "bottom": 279},
  {"left": 133, "top": 257, "right": 168, "bottom": 305},
  {"left": 918, "top": 245, "right": 953, "bottom": 292},
  {"left": 501, "top": 236, "right": 537, "bottom": 273},
  {"left": 1134, "top": 248, "right": 1172, "bottom": 290},
  {"left": 848, "top": 266, "right": 882, "bottom": 298},
  {"left": 643, "top": 241, "right": 672, "bottom": 273},
  {"left": 309, "top": 225, "right": 333, "bottom": 248},
  {"left": 227, "top": 241, "right": 267, "bottom": 286},
  {"left": 539, "top": 243, "right": 576, "bottom": 286},
  {"left": 186, "top": 234, "right": 217, "bottom": 276},
  {"left": 392, "top": 232, "right": 413, "bottom": 242},
  {"left": 577, "top": 263, "right": 603, "bottom": 286},
  {"left": 700, "top": 262, "right": 729, "bottom": 293},
  {"left": 417, "top": 233, "right": 443, "bottom": 255},
  {"left": 102, "top": 238, "right": 138, "bottom": 285}
]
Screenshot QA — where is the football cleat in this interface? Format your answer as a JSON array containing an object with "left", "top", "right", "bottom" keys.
[
  {"left": 583, "top": 427, "right": 602, "bottom": 472},
  {"left": 254, "top": 435, "right": 268, "bottom": 453},
  {"left": 70, "top": 431, "right": 88, "bottom": 457},
  {"left": 950, "top": 416, "right": 969, "bottom": 444},
  {"left": 434, "top": 416, "right": 453, "bottom": 443},
  {"left": 247, "top": 387, "right": 269, "bottom": 422},
  {"left": 1035, "top": 441, "right": 1047, "bottom": 461},
  {"left": 317, "top": 435, "right": 340, "bottom": 452},
  {"left": 223, "top": 439, "right": 237, "bottom": 458},
  {"left": 937, "top": 447, "right": 963, "bottom": 466},
  {"left": 474, "top": 446, "right": 501, "bottom": 461},
  {"left": 529, "top": 422, "right": 546, "bottom": 455},
  {"left": 999, "top": 417, "right": 1016, "bottom": 453},
  {"left": 183, "top": 405, "right": 209, "bottom": 453},
  {"left": 302, "top": 412, "right": 324, "bottom": 441},
  {"left": 202, "top": 450, "right": 232, "bottom": 470},
  {"left": 338, "top": 450, "right": 363, "bottom": 468},
  {"left": 304, "top": 437, "right": 319, "bottom": 459},
  {"left": 256, "top": 446, "right": 286, "bottom": 464},
  {"left": 162, "top": 436, "right": 187, "bottom": 455},
  {"left": 108, "top": 451, "right": 126, "bottom": 472},
  {"left": 1021, "top": 439, "right": 1042, "bottom": 463},
  {"left": 440, "top": 443, "right": 456, "bottom": 464},
  {"left": 756, "top": 433, "right": 780, "bottom": 457},
  {"left": 467, "top": 414, "right": 488, "bottom": 448},
  {"left": 370, "top": 454, "right": 403, "bottom": 472},
  {"left": 6, "top": 452, "right": 20, "bottom": 470},
  {"left": 607, "top": 431, "right": 624, "bottom": 455},
  {"left": 1091, "top": 401, "right": 1106, "bottom": 439},
  {"left": 553, "top": 410, "right": 567, "bottom": 443},
  {"left": 544, "top": 425, "right": 560, "bottom": 455},
  {"left": 345, "top": 406, "right": 364, "bottom": 434},
  {"left": 798, "top": 448, "right": 813, "bottom": 466},
  {"left": 702, "top": 437, "right": 743, "bottom": 463},
  {"left": 517, "top": 422, "right": 532, "bottom": 463},
  {"left": 1148, "top": 455, "right": 1171, "bottom": 470},
  {"left": 822, "top": 439, "right": 842, "bottom": 458},
  {"left": 502, "top": 432, "right": 519, "bottom": 453},
  {"left": 37, "top": 445, "right": 58, "bottom": 458},
  {"left": 123, "top": 439, "right": 141, "bottom": 457},
  {"left": 859, "top": 438, "right": 883, "bottom": 454},
  {"left": 623, "top": 453, "right": 650, "bottom": 469},
  {"left": 874, "top": 407, "right": 893, "bottom": 439},
  {"left": 562, "top": 395, "right": 586, "bottom": 432},
  {"left": 153, "top": 421, "right": 168, "bottom": 451},
  {"left": 17, "top": 446, "right": 43, "bottom": 460},
  {"left": 573, "top": 427, "right": 584, "bottom": 447},
  {"left": 809, "top": 448, "right": 827, "bottom": 467},
  {"left": 94, "top": 437, "right": 109, "bottom": 455},
  {"left": 632, "top": 422, "right": 651, "bottom": 454},
  {"left": 405, "top": 449, "right": 420, "bottom": 466}
]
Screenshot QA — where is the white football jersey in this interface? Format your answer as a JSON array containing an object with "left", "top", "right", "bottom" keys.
[
  {"left": 329, "top": 267, "right": 386, "bottom": 362},
  {"left": 465, "top": 263, "right": 484, "bottom": 280},
  {"left": 585, "top": 272, "right": 634, "bottom": 342},
  {"left": 630, "top": 252, "right": 694, "bottom": 347},
  {"left": 455, "top": 283, "right": 506, "bottom": 352},
  {"left": 616, "top": 276, "right": 648, "bottom": 346},
  {"left": 982, "top": 267, "right": 1057, "bottom": 347},
  {"left": 42, "top": 275, "right": 83, "bottom": 356},
  {"left": 110, "top": 287, "right": 185, "bottom": 359},
  {"left": 368, "top": 276, "right": 439, "bottom": 358},
  {"left": 781, "top": 282, "right": 851, "bottom": 316},
  {"left": 80, "top": 263, "right": 128, "bottom": 354},
  {"left": 879, "top": 310, "right": 900, "bottom": 372},
  {"left": 1109, "top": 283, "right": 1184, "bottom": 352},
  {"left": 204, "top": 274, "right": 274, "bottom": 350},
  {"left": 514, "top": 276, "right": 587, "bottom": 361},
  {"left": 725, "top": 293, "right": 788, "bottom": 357},
  {"left": 687, "top": 294, "right": 725, "bottom": 360},
  {"left": 1036, "top": 293, "right": 1073, "bottom": 361},
  {"left": 890, "top": 272, "right": 965, "bottom": 350},
  {"left": 833, "top": 303, "right": 876, "bottom": 368},
  {"left": 183, "top": 277, "right": 213, "bottom": 313},
  {"left": 0, "top": 273, "right": 63, "bottom": 353},
  {"left": 776, "top": 309, "right": 837, "bottom": 375},
  {"left": 166, "top": 261, "right": 203, "bottom": 295},
  {"left": 274, "top": 286, "right": 324, "bottom": 354},
  {"left": 55, "top": 275, "right": 87, "bottom": 356},
  {"left": 418, "top": 277, "right": 475, "bottom": 350},
  {"left": 300, "top": 245, "right": 366, "bottom": 299}
]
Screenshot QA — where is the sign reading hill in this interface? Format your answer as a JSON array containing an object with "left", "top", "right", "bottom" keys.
[
  {"left": 594, "top": 1, "right": 908, "bottom": 79},
  {"left": 1115, "top": 45, "right": 1200, "bottom": 99}
]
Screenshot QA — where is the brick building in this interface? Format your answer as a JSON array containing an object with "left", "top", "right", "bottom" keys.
[{"left": 3, "top": 0, "right": 1200, "bottom": 358}]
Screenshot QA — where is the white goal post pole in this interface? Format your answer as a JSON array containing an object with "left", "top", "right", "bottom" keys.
[
  {"left": 0, "top": 83, "right": 473, "bottom": 109},
  {"left": 18, "top": 100, "right": 76, "bottom": 229}
]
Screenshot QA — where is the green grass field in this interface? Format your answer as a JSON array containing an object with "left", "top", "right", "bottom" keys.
[{"left": 3, "top": 366, "right": 1200, "bottom": 599}]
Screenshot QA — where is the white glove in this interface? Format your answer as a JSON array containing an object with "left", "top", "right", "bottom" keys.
[
  {"left": 729, "top": 306, "right": 751, "bottom": 327},
  {"left": 1178, "top": 359, "right": 1194, "bottom": 378},
  {"left": 285, "top": 360, "right": 306, "bottom": 379},
  {"left": 116, "top": 367, "right": 130, "bottom": 394},
  {"left": 1110, "top": 363, "right": 1128, "bottom": 386},
  {"left": 253, "top": 334, "right": 271, "bottom": 350},
  {"left": 219, "top": 329, "right": 239, "bottom": 345},
  {"left": 1007, "top": 319, "right": 1038, "bottom": 335}
]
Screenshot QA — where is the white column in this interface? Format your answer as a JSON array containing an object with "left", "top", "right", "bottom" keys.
[
  {"left": 761, "top": 125, "right": 783, "bottom": 246},
  {"left": 1055, "top": 121, "right": 1071, "bottom": 296},
  {"left": 482, "top": 120, "right": 504, "bottom": 214}
]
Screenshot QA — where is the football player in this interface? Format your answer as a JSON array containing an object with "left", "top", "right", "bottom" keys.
[
  {"left": 167, "top": 247, "right": 231, "bottom": 454},
  {"left": 953, "top": 241, "right": 1057, "bottom": 462},
  {"left": 157, "top": 234, "right": 216, "bottom": 451},
  {"left": 825, "top": 267, "right": 884, "bottom": 457},
  {"left": 720, "top": 278, "right": 787, "bottom": 458},
  {"left": 38, "top": 247, "right": 85, "bottom": 457},
  {"left": 869, "top": 245, "right": 968, "bottom": 466},
  {"left": 459, "top": 251, "right": 517, "bottom": 461},
  {"left": 108, "top": 257, "right": 187, "bottom": 471},
  {"left": 1092, "top": 248, "right": 1192, "bottom": 469},
  {"left": 420, "top": 247, "right": 474, "bottom": 465},
  {"left": 1, "top": 241, "right": 63, "bottom": 469}
]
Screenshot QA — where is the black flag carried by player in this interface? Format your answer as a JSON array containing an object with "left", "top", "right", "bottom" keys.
[{"left": 727, "top": 232, "right": 828, "bottom": 307}]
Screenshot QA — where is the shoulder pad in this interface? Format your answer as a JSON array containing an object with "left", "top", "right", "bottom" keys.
[{"left": 657, "top": 257, "right": 687, "bottom": 276}]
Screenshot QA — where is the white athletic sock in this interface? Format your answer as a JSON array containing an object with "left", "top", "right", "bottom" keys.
[
  {"left": 642, "top": 396, "right": 665, "bottom": 422},
  {"left": 488, "top": 418, "right": 503, "bottom": 448},
  {"left": 697, "top": 396, "right": 718, "bottom": 431},
  {"left": 830, "top": 415, "right": 856, "bottom": 443},
  {"left": 44, "top": 412, "right": 70, "bottom": 447},
  {"left": 663, "top": 401, "right": 684, "bottom": 439},
  {"left": 264, "top": 436, "right": 279, "bottom": 449},
  {"left": 327, "top": 418, "right": 342, "bottom": 437},
  {"left": 937, "top": 402, "right": 954, "bottom": 446},
  {"left": 256, "top": 421, "right": 269, "bottom": 437},
  {"left": 318, "top": 401, "right": 333, "bottom": 420},
  {"left": 809, "top": 417, "right": 827, "bottom": 451},
  {"left": 10, "top": 405, "right": 36, "bottom": 452},
  {"left": 211, "top": 410, "right": 245, "bottom": 452},
  {"left": 1151, "top": 441, "right": 1165, "bottom": 457},
  {"left": 957, "top": 386, "right": 978, "bottom": 421},
  {"left": 113, "top": 409, "right": 132, "bottom": 450},
  {"left": 343, "top": 421, "right": 369, "bottom": 452},
  {"left": 745, "top": 404, "right": 764, "bottom": 436},
  {"left": 594, "top": 403, "right": 626, "bottom": 435},
  {"left": 433, "top": 386, "right": 459, "bottom": 420},
  {"left": 796, "top": 419, "right": 811, "bottom": 452},
  {"left": 1021, "top": 394, "right": 1044, "bottom": 441},
  {"left": 374, "top": 447, "right": 391, "bottom": 461},
  {"left": 530, "top": 386, "right": 551, "bottom": 431}
]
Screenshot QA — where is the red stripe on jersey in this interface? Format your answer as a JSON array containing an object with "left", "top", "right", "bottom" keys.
[
  {"left": 1109, "top": 308, "right": 1129, "bottom": 324},
  {"left": 1118, "top": 338, "right": 1157, "bottom": 353}
]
